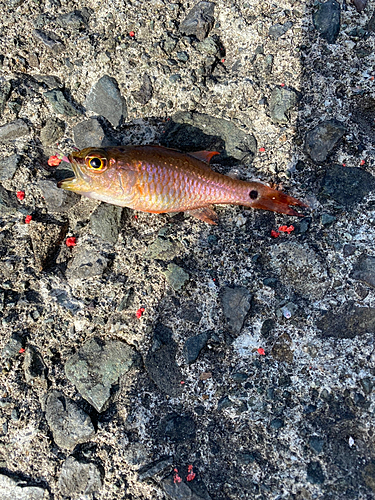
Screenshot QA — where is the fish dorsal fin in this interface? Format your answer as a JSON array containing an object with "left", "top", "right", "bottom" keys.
[
  {"left": 186, "top": 206, "right": 219, "bottom": 224},
  {"left": 188, "top": 151, "right": 220, "bottom": 163}
]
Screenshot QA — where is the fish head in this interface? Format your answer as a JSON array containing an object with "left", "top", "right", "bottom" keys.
[{"left": 57, "top": 147, "right": 132, "bottom": 204}]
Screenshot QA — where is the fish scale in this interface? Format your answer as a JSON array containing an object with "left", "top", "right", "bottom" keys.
[{"left": 58, "top": 145, "right": 307, "bottom": 224}]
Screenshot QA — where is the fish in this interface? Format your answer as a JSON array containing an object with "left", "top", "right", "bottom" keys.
[{"left": 58, "top": 145, "right": 306, "bottom": 224}]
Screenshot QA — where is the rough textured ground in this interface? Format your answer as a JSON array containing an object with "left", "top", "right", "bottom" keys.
[{"left": 1, "top": 0, "right": 375, "bottom": 499}]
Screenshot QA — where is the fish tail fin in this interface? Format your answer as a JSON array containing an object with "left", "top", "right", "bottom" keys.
[{"left": 244, "top": 182, "right": 307, "bottom": 216}]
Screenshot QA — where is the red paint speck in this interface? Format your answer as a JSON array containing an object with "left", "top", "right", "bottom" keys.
[
  {"left": 280, "top": 83, "right": 285, "bottom": 87},
  {"left": 187, "top": 465, "right": 196, "bottom": 482},
  {"left": 342, "top": 163, "right": 346, "bottom": 167},
  {"left": 136, "top": 307, "right": 145, "bottom": 319},
  {"left": 19, "top": 348, "right": 25, "bottom": 354},
  {"left": 271, "top": 230, "right": 280, "bottom": 238},
  {"left": 360, "top": 159, "right": 365, "bottom": 166},
  {"left": 48, "top": 155, "right": 62, "bottom": 167},
  {"left": 259, "top": 147, "right": 265, "bottom": 152},
  {"left": 16, "top": 191, "right": 25, "bottom": 200},
  {"left": 257, "top": 347, "right": 265, "bottom": 355},
  {"left": 371, "top": 76, "right": 374, "bottom": 81},
  {"left": 25, "top": 215, "right": 32, "bottom": 224},
  {"left": 278, "top": 225, "right": 294, "bottom": 234},
  {"left": 221, "top": 58, "right": 225, "bottom": 63},
  {"left": 173, "top": 468, "right": 182, "bottom": 484},
  {"left": 66, "top": 237, "right": 77, "bottom": 247},
  {"left": 180, "top": 380, "right": 185, "bottom": 384},
  {"left": 129, "top": 31, "right": 135, "bottom": 37}
]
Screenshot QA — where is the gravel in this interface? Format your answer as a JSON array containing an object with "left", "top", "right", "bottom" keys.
[{"left": 1, "top": 0, "right": 375, "bottom": 498}]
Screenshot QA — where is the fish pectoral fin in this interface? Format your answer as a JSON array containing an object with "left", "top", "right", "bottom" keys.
[
  {"left": 186, "top": 206, "right": 219, "bottom": 224},
  {"left": 188, "top": 151, "right": 220, "bottom": 163}
]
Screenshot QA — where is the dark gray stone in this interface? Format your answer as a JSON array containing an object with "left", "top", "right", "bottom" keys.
[
  {"left": 196, "top": 37, "right": 219, "bottom": 55},
  {"left": 0, "top": 119, "right": 29, "bottom": 141},
  {"left": 317, "top": 306, "right": 375, "bottom": 338},
  {"left": 217, "top": 395, "right": 233, "bottom": 411},
  {"left": 313, "top": 0, "right": 341, "bottom": 44},
  {"left": 306, "top": 461, "right": 325, "bottom": 484},
  {"left": 138, "top": 457, "right": 174, "bottom": 481},
  {"left": 169, "top": 74, "right": 181, "bottom": 83},
  {"left": 0, "top": 80, "right": 11, "bottom": 117},
  {"left": 320, "top": 165, "right": 375, "bottom": 208},
  {"left": 221, "top": 286, "right": 252, "bottom": 336},
  {"left": 162, "top": 473, "right": 211, "bottom": 500},
  {"left": 146, "top": 237, "right": 180, "bottom": 260},
  {"left": 90, "top": 203, "right": 123, "bottom": 244},
  {"left": 0, "top": 154, "right": 21, "bottom": 180},
  {"left": 33, "top": 74, "right": 63, "bottom": 89},
  {"left": 40, "top": 117, "right": 65, "bottom": 146},
  {"left": 270, "top": 418, "right": 284, "bottom": 429},
  {"left": 309, "top": 436, "right": 324, "bottom": 454},
  {"left": 38, "top": 180, "right": 79, "bottom": 213},
  {"left": 179, "top": 1, "right": 215, "bottom": 41},
  {"left": 269, "top": 21, "right": 293, "bottom": 39},
  {"left": 145, "top": 323, "right": 183, "bottom": 397},
  {"left": 65, "top": 337, "right": 140, "bottom": 412},
  {"left": 162, "top": 112, "right": 257, "bottom": 164},
  {"left": 159, "top": 413, "right": 196, "bottom": 442},
  {"left": 0, "top": 185, "right": 22, "bottom": 214},
  {"left": 269, "top": 87, "right": 298, "bottom": 124},
  {"left": 176, "top": 51, "right": 189, "bottom": 62},
  {"left": 66, "top": 245, "right": 110, "bottom": 279},
  {"left": 305, "top": 119, "right": 346, "bottom": 163},
  {"left": 183, "top": 331, "right": 210, "bottom": 364},
  {"left": 73, "top": 118, "right": 112, "bottom": 149},
  {"left": 29, "top": 221, "right": 68, "bottom": 270},
  {"left": 360, "top": 377, "right": 373, "bottom": 395},
  {"left": 350, "top": 254, "right": 375, "bottom": 288},
  {"left": 33, "top": 29, "right": 64, "bottom": 51},
  {"left": 23, "top": 346, "right": 47, "bottom": 390},
  {"left": 45, "top": 391, "right": 95, "bottom": 450},
  {"left": 57, "top": 11, "right": 87, "bottom": 30},
  {"left": 58, "top": 456, "right": 103, "bottom": 497},
  {"left": 321, "top": 213, "right": 336, "bottom": 225},
  {"left": 85, "top": 75, "right": 127, "bottom": 127},
  {"left": 44, "top": 89, "right": 81, "bottom": 117},
  {"left": 162, "top": 34, "right": 178, "bottom": 54},
  {"left": 1, "top": 333, "right": 23, "bottom": 360},
  {"left": 0, "top": 473, "right": 46, "bottom": 500},
  {"left": 163, "top": 263, "right": 189, "bottom": 290},
  {"left": 343, "top": 244, "right": 356, "bottom": 257},
  {"left": 180, "top": 302, "right": 202, "bottom": 324},
  {"left": 132, "top": 74, "right": 153, "bottom": 105}
]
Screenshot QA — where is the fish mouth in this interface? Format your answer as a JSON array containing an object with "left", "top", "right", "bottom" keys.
[{"left": 57, "top": 154, "right": 92, "bottom": 193}]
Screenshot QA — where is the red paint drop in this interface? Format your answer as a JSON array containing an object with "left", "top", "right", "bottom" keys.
[
  {"left": 48, "top": 155, "right": 62, "bottom": 167},
  {"left": 66, "top": 237, "right": 77, "bottom": 247},
  {"left": 25, "top": 215, "right": 32, "bottom": 224},
  {"left": 136, "top": 307, "right": 145, "bottom": 319},
  {"left": 16, "top": 191, "right": 25, "bottom": 200}
]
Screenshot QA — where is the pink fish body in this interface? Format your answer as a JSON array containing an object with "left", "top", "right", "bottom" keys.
[{"left": 58, "top": 145, "right": 306, "bottom": 223}]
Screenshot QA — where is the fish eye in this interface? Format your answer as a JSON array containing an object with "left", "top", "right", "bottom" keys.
[{"left": 86, "top": 156, "right": 106, "bottom": 170}]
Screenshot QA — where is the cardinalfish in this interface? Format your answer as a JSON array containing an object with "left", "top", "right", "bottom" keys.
[{"left": 57, "top": 145, "right": 306, "bottom": 224}]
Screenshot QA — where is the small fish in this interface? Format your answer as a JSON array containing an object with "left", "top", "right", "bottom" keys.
[{"left": 58, "top": 145, "right": 306, "bottom": 224}]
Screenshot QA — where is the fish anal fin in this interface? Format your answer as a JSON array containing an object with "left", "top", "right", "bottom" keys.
[
  {"left": 186, "top": 206, "right": 219, "bottom": 224},
  {"left": 188, "top": 151, "right": 220, "bottom": 163}
]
